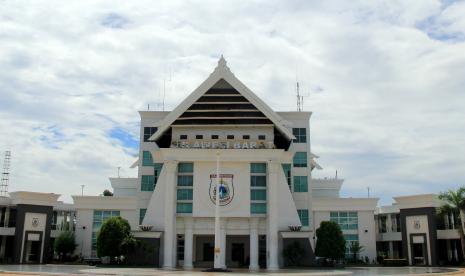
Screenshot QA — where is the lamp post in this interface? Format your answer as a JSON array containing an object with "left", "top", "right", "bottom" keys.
[{"left": 214, "top": 151, "right": 221, "bottom": 269}]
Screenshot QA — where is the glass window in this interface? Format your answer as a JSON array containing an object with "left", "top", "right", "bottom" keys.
[
  {"left": 251, "top": 176, "right": 266, "bottom": 187},
  {"left": 211, "top": 135, "right": 219, "bottom": 139},
  {"left": 141, "top": 175, "right": 155, "bottom": 191},
  {"left": 178, "top": 163, "right": 193, "bottom": 173},
  {"left": 258, "top": 135, "right": 266, "bottom": 140},
  {"left": 139, "top": 209, "right": 147, "bottom": 225},
  {"left": 180, "top": 135, "right": 188, "bottom": 140},
  {"left": 251, "top": 163, "right": 267, "bottom": 174},
  {"left": 142, "top": 151, "right": 153, "bottom": 166},
  {"left": 293, "top": 152, "right": 307, "bottom": 167},
  {"left": 176, "top": 203, "right": 193, "bottom": 214},
  {"left": 177, "top": 189, "right": 193, "bottom": 200},
  {"left": 178, "top": 175, "right": 193, "bottom": 186},
  {"left": 251, "top": 189, "right": 267, "bottom": 201},
  {"left": 196, "top": 135, "right": 203, "bottom": 139},
  {"left": 251, "top": 203, "right": 267, "bottom": 214},
  {"left": 227, "top": 135, "right": 234, "bottom": 139},
  {"left": 243, "top": 135, "right": 250, "bottom": 140},
  {"left": 293, "top": 176, "right": 308, "bottom": 192},
  {"left": 344, "top": 234, "right": 359, "bottom": 259},
  {"left": 331, "top": 211, "right": 358, "bottom": 231},
  {"left": 92, "top": 210, "right": 120, "bottom": 250},
  {"left": 143, "top": 127, "right": 158, "bottom": 142},
  {"left": 292, "top": 128, "right": 307, "bottom": 143},
  {"left": 298, "top": 209, "right": 309, "bottom": 226},
  {"left": 281, "top": 164, "right": 291, "bottom": 189}
]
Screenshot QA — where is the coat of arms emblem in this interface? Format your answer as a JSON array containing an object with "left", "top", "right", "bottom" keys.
[
  {"left": 209, "top": 174, "right": 234, "bottom": 206},
  {"left": 32, "top": 218, "right": 39, "bottom": 228}
]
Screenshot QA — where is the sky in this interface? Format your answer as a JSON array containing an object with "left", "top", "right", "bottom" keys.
[{"left": 1, "top": 0, "right": 464, "bottom": 205}]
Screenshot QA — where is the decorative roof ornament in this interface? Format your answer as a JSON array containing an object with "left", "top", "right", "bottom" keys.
[{"left": 214, "top": 55, "right": 231, "bottom": 74}]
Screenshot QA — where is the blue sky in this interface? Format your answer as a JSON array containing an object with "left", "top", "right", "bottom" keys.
[{"left": 0, "top": 0, "right": 464, "bottom": 204}]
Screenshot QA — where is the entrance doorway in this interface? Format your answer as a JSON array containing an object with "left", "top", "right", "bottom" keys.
[
  {"left": 194, "top": 235, "right": 214, "bottom": 267},
  {"left": 410, "top": 234, "right": 428, "bottom": 265},
  {"left": 226, "top": 235, "right": 249, "bottom": 268},
  {"left": 231, "top": 243, "right": 245, "bottom": 265},
  {"left": 23, "top": 232, "right": 42, "bottom": 264}
]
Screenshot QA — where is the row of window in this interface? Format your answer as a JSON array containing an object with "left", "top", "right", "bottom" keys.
[
  {"left": 178, "top": 134, "right": 267, "bottom": 140},
  {"left": 251, "top": 163, "right": 267, "bottom": 214},
  {"left": 330, "top": 211, "right": 359, "bottom": 230},
  {"left": 143, "top": 127, "right": 307, "bottom": 144},
  {"left": 91, "top": 210, "right": 120, "bottom": 250},
  {"left": 177, "top": 163, "right": 194, "bottom": 214}
]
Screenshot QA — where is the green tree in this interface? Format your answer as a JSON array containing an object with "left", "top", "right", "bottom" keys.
[
  {"left": 349, "top": 241, "right": 364, "bottom": 262},
  {"left": 103, "top": 189, "right": 113, "bottom": 196},
  {"left": 315, "top": 221, "right": 345, "bottom": 260},
  {"left": 96, "top": 217, "right": 132, "bottom": 259},
  {"left": 54, "top": 231, "right": 77, "bottom": 261},
  {"left": 439, "top": 188, "right": 465, "bottom": 258}
]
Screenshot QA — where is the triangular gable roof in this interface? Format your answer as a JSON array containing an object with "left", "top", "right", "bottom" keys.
[{"left": 149, "top": 56, "right": 295, "bottom": 141}]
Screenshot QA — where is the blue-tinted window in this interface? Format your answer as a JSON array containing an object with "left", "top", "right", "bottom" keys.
[
  {"left": 293, "top": 128, "right": 307, "bottom": 143},
  {"left": 251, "top": 189, "right": 267, "bottom": 201},
  {"left": 178, "top": 175, "right": 193, "bottom": 186},
  {"left": 177, "top": 189, "right": 193, "bottom": 200},
  {"left": 141, "top": 175, "right": 155, "bottom": 191},
  {"left": 330, "top": 212, "right": 358, "bottom": 230},
  {"left": 139, "top": 209, "right": 147, "bottom": 225},
  {"left": 178, "top": 163, "right": 193, "bottom": 173},
  {"left": 293, "top": 176, "right": 308, "bottom": 192},
  {"left": 250, "top": 163, "right": 267, "bottom": 174},
  {"left": 176, "top": 203, "right": 193, "bottom": 213},
  {"left": 251, "top": 203, "right": 267, "bottom": 214},
  {"left": 297, "top": 209, "right": 309, "bottom": 226},
  {"left": 143, "top": 127, "right": 158, "bottom": 142},
  {"left": 251, "top": 175, "right": 266, "bottom": 187},
  {"left": 293, "top": 152, "right": 307, "bottom": 167},
  {"left": 142, "top": 151, "right": 153, "bottom": 166},
  {"left": 282, "top": 164, "right": 291, "bottom": 189}
]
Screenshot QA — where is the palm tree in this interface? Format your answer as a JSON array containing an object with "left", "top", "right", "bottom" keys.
[{"left": 438, "top": 187, "right": 465, "bottom": 259}]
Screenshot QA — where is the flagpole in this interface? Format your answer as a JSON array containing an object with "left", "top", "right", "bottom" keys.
[{"left": 214, "top": 150, "right": 221, "bottom": 269}]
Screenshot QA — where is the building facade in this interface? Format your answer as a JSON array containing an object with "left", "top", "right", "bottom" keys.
[
  {"left": 71, "top": 57, "right": 378, "bottom": 269},
  {"left": 3, "top": 58, "right": 458, "bottom": 269}
]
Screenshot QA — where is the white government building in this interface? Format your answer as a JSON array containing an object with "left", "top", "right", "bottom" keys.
[
  {"left": 0, "top": 58, "right": 459, "bottom": 268},
  {"left": 72, "top": 57, "right": 378, "bottom": 270}
]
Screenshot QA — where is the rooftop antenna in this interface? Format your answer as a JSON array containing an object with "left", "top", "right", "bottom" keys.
[
  {"left": 367, "top": 187, "right": 370, "bottom": 198},
  {"left": 0, "top": 151, "right": 11, "bottom": 197},
  {"left": 80, "top": 184, "right": 85, "bottom": 196},
  {"left": 296, "top": 82, "right": 304, "bottom": 112},
  {"left": 162, "top": 67, "right": 172, "bottom": 112},
  {"left": 117, "top": 166, "right": 121, "bottom": 178},
  {"left": 147, "top": 104, "right": 150, "bottom": 111}
]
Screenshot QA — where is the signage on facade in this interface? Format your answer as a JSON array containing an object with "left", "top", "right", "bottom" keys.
[
  {"left": 171, "top": 140, "right": 275, "bottom": 149},
  {"left": 209, "top": 174, "right": 234, "bottom": 206}
]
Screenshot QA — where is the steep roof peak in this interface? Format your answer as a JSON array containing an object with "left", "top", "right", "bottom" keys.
[{"left": 214, "top": 55, "right": 231, "bottom": 74}]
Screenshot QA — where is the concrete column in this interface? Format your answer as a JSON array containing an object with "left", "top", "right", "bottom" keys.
[
  {"left": 163, "top": 160, "right": 178, "bottom": 269},
  {"left": 386, "top": 214, "right": 393, "bottom": 233},
  {"left": 446, "top": 239, "right": 452, "bottom": 261},
  {"left": 388, "top": 241, "right": 394, "bottom": 258},
  {"left": 266, "top": 161, "right": 279, "bottom": 270},
  {"left": 183, "top": 218, "right": 194, "bottom": 269},
  {"left": 4, "top": 207, "right": 10, "bottom": 227},
  {"left": 220, "top": 219, "right": 227, "bottom": 268},
  {"left": 249, "top": 218, "right": 259, "bottom": 270}
]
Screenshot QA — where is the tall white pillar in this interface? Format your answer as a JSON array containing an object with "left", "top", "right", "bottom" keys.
[
  {"left": 163, "top": 160, "right": 178, "bottom": 269},
  {"left": 220, "top": 219, "right": 227, "bottom": 268},
  {"left": 266, "top": 161, "right": 279, "bottom": 270},
  {"left": 388, "top": 241, "right": 394, "bottom": 258},
  {"left": 183, "top": 218, "right": 194, "bottom": 269},
  {"left": 249, "top": 218, "right": 259, "bottom": 270}
]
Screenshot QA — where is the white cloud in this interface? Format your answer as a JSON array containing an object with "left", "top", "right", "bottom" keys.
[{"left": 0, "top": 0, "right": 464, "bottom": 205}]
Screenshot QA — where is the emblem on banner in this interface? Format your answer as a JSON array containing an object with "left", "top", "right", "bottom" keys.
[{"left": 209, "top": 174, "right": 234, "bottom": 206}]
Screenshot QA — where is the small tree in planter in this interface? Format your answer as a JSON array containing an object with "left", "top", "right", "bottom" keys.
[
  {"left": 349, "top": 241, "right": 364, "bottom": 263},
  {"left": 97, "top": 217, "right": 135, "bottom": 263},
  {"left": 315, "top": 221, "right": 345, "bottom": 265},
  {"left": 282, "top": 241, "right": 305, "bottom": 267},
  {"left": 54, "top": 231, "right": 77, "bottom": 261}
]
